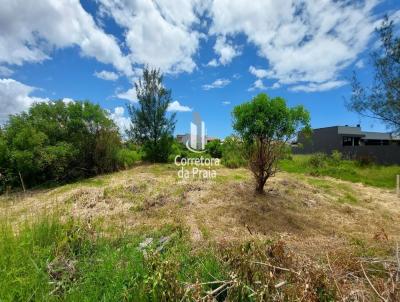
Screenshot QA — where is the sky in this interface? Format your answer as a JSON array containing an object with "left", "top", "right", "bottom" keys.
[{"left": 0, "top": 0, "right": 399, "bottom": 139}]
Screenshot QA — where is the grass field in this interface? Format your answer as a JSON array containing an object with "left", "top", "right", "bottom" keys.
[
  {"left": 1, "top": 163, "right": 400, "bottom": 301},
  {"left": 280, "top": 154, "right": 400, "bottom": 188}
]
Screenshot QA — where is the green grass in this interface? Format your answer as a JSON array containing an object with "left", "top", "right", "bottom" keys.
[
  {"left": 280, "top": 154, "right": 400, "bottom": 188},
  {"left": 337, "top": 192, "right": 358, "bottom": 204},
  {"left": 2, "top": 213, "right": 395, "bottom": 301},
  {"left": 0, "top": 216, "right": 227, "bottom": 302}
]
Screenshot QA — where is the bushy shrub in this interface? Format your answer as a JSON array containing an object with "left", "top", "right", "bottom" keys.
[
  {"left": 221, "top": 136, "right": 247, "bottom": 168},
  {"left": 330, "top": 150, "right": 342, "bottom": 164},
  {"left": 94, "top": 129, "right": 121, "bottom": 174},
  {"left": 205, "top": 140, "right": 223, "bottom": 158},
  {"left": 142, "top": 134, "right": 174, "bottom": 163},
  {"left": 0, "top": 101, "right": 123, "bottom": 191},
  {"left": 167, "top": 140, "right": 209, "bottom": 163},
  {"left": 308, "top": 153, "right": 329, "bottom": 169},
  {"left": 116, "top": 148, "right": 141, "bottom": 169}
]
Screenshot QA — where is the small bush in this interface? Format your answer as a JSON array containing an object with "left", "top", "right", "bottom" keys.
[
  {"left": 168, "top": 140, "right": 208, "bottom": 162},
  {"left": 221, "top": 136, "right": 247, "bottom": 168},
  {"left": 143, "top": 134, "right": 174, "bottom": 163},
  {"left": 116, "top": 148, "right": 141, "bottom": 168},
  {"left": 330, "top": 150, "right": 342, "bottom": 164},
  {"left": 205, "top": 140, "right": 223, "bottom": 158},
  {"left": 308, "top": 153, "right": 329, "bottom": 169}
]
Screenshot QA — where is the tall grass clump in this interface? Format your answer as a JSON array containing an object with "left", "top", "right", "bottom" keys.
[
  {"left": 0, "top": 216, "right": 228, "bottom": 301},
  {"left": 0, "top": 216, "right": 66, "bottom": 300}
]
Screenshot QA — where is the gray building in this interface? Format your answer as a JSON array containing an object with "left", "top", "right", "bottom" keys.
[{"left": 295, "top": 125, "right": 400, "bottom": 164}]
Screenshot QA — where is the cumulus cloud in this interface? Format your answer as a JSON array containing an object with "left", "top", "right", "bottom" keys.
[
  {"left": 0, "top": 0, "right": 132, "bottom": 76},
  {"left": 167, "top": 100, "right": 192, "bottom": 112},
  {"left": 98, "top": 0, "right": 204, "bottom": 74},
  {"left": 290, "top": 80, "right": 347, "bottom": 92},
  {"left": 248, "top": 79, "right": 267, "bottom": 91},
  {"left": 202, "top": 78, "right": 230, "bottom": 90},
  {"left": 109, "top": 106, "right": 131, "bottom": 133},
  {"left": 0, "top": 78, "right": 48, "bottom": 123},
  {"left": 207, "top": 59, "right": 219, "bottom": 67},
  {"left": 94, "top": 70, "right": 119, "bottom": 81},
  {"left": 209, "top": 0, "right": 379, "bottom": 91},
  {"left": 249, "top": 66, "right": 268, "bottom": 79},
  {"left": 0, "top": 0, "right": 385, "bottom": 93},
  {"left": 116, "top": 87, "right": 137, "bottom": 103},
  {"left": 208, "top": 36, "right": 241, "bottom": 66},
  {"left": 222, "top": 101, "right": 231, "bottom": 105}
]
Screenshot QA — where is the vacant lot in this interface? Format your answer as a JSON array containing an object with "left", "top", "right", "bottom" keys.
[{"left": 1, "top": 164, "right": 399, "bottom": 301}]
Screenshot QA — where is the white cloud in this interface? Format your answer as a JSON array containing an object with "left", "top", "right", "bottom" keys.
[
  {"left": 116, "top": 87, "right": 137, "bottom": 103},
  {"left": 0, "top": 0, "right": 132, "bottom": 76},
  {"left": 167, "top": 100, "right": 192, "bottom": 112},
  {"left": 355, "top": 60, "right": 364, "bottom": 69},
  {"left": 209, "top": 0, "right": 379, "bottom": 91},
  {"left": 0, "top": 66, "right": 13, "bottom": 76},
  {"left": 94, "top": 70, "right": 119, "bottom": 81},
  {"left": 222, "top": 101, "right": 231, "bottom": 105},
  {"left": 271, "top": 82, "right": 280, "bottom": 89},
  {"left": 290, "top": 80, "right": 347, "bottom": 92},
  {"left": 249, "top": 66, "right": 268, "bottom": 78},
  {"left": 98, "top": 0, "right": 204, "bottom": 74},
  {"left": 0, "top": 78, "right": 48, "bottom": 123},
  {"left": 0, "top": 0, "right": 384, "bottom": 93},
  {"left": 62, "top": 98, "right": 75, "bottom": 104},
  {"left": 207, "top": 59, "right": 219, "bottom": 67},
  {"left": 248, "top": 79, "right": 267, "bottom": 91},
  {"left": 109, "top": 106, "right": 131, "bottom": 133},
  {"left": 208, "top": 36, "right": 241, "bottom": 66},
  {"left": 202, "top": 78, "right": 230, "bottom": 90}
]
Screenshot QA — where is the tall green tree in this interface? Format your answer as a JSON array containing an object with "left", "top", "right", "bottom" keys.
[
  {"left": 348, "top": 17, "right": 400, "bottom": 134},
  {"left": 127, "top": 67, "right": 176, "bottom": 162},
  {"left": 233, "top": 93, "right": 310, "bottom": 193}
]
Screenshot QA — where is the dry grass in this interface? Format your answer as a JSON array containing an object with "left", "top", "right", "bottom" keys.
[
  {"left": 1, "top": 164, "right": 400, "bottom": 300},
  {"left": 1, "top": 164, "right": 399, "bottom": 248}
]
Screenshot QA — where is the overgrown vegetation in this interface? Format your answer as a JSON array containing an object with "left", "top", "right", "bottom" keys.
[
  {"left": 280, "top": 153, "right": 400, "bottom": 188},
  {"left": 220, "top": 136, "right": 247, "bottom": 168},
  {"left": 0, "top": 216, "right": 225, "bottom": 301},
  {"left": 205, "top": 139, "right": 223, "bottom": 158},
  {"left": 1, "top": 214, "right": 398, "bottom": 301},
  {"left": 0, "top": 101, "right": 140, "bottom": 192}
]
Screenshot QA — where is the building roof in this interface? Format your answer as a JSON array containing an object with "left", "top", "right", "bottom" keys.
[
  {"left": 362, "top": 131, "right": 392, "bottom": 140},
  {"left": 337, "top": 126, "right": 363, "bottom": 136},
  {"left": 316, "top": 126, "right": 397, "bottom": 141}
]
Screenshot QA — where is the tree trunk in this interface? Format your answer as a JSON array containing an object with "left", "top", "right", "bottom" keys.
[
  {"left": 18, "top": 171, "right": 26, "bottom": 192},
  {"left": 255, "top": 176, "right": 266, "bottom": 194}
]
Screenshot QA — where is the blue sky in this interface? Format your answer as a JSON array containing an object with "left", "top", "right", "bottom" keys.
[{"left": 0, "top": 0, "right": 399, "bottom": 139}]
